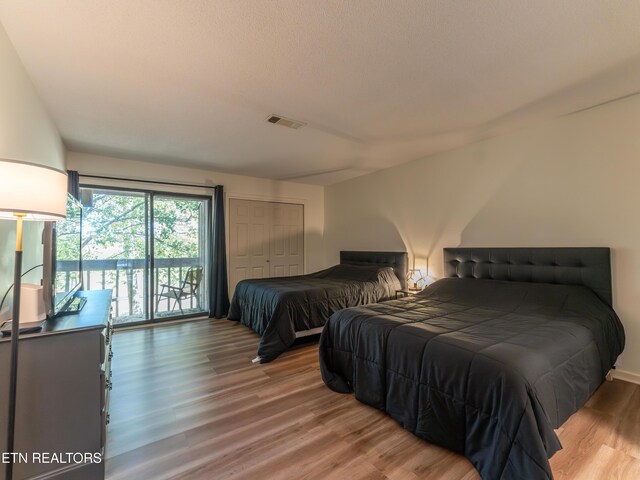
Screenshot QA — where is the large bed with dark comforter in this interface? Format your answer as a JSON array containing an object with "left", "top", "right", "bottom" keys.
[
  {"left": 319, "top": 248, "right": 625, "bottom": 480},
  {"left": 228, "top": 251, "right": 407, "bottom": 363}
]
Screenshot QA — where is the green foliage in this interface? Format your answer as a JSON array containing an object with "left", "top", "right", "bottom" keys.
[
  {"left": 82, "top": 191, "right": 147, "bottom": 260},
  {"left": 55, "top": 199, "right": 82, "bottom": 261},
  {"left": 77, "top": 190, "right": 204, "bottom": 261},
  {"left": 153, "top": 197, "right": 202, "bottom": 259}
]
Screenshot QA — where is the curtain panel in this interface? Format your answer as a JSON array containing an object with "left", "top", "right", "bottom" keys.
[{"left": 209, "top": 186, "right": 230, "bottom": 318}]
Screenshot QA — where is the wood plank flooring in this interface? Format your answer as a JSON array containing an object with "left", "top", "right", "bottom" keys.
[{"left": 106, "top": 319, "right": 640, "bottom": 480}]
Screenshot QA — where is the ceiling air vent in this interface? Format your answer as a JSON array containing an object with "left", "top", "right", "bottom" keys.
[{"left": 266, "top": 114, "right": 306, "bottom": 129}]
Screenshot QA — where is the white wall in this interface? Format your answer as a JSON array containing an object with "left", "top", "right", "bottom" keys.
[
  {"left": 325, "top": 92, "right": 640, "bottom": 380},
  {"left": 0, "top": 23, "right": 65, "bottom": 318},
  {"left": 66, "top": 151, "right": 325, "bottom": 280}
]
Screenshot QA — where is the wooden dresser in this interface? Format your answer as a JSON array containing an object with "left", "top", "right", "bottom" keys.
[{"left": 0, "top": 289, "right": 113, "bottom": 480}]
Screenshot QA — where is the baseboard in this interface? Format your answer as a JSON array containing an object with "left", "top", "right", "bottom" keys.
[
  {"left": 116, "top": 316, "right": 210, "bottom": 331},
  {"left": 612, "top": 368, "right": 640, "bottom": 385}
]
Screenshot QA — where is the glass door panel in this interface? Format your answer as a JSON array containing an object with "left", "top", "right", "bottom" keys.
[
  {"left": 80, "top": 188, "right": 149, "bottom": 325},
  {"left": 152, "top": 195, "right": 209, "bottom": 320}
]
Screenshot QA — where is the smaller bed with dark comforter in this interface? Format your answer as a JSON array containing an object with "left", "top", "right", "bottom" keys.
[
  {"left": 228, "top": 251, "right": 406, "bottom": 363},
  {"left": 319, "top": 248, "right": 625, "bottom": 480}
]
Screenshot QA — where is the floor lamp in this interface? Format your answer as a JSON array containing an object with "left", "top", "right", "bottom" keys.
[{"left": 0, "top": 159, "right": 67, "bottom": 480}]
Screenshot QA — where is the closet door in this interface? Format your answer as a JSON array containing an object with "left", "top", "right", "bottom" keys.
[
  {"left": 228, "top": 199, "right": 304, "bottom": 294},
  {"left": 269, "top": 203, "right": 304, "bottom": 278}
]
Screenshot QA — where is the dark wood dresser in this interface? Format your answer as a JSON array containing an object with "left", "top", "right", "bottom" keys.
[{"left": 0, "top": 289, "right": 113, "bottom": 480}]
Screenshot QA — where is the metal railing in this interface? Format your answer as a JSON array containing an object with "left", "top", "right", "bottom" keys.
[{"left": 57, "top": 258, "right": 206, "bottom": 319}]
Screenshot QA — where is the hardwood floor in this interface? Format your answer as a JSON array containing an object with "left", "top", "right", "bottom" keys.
[{"left": 106, "top": 319, "right": 640, "bottom": 480}]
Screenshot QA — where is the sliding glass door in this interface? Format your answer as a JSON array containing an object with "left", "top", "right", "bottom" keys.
[
  {"left": 152, "top": 194, "right": 209, "bottom": 320},
  {"left": 81, "top": 188, "right": 149, "bottom": 323},
  {"left": 80, "top": 186, "right": 211, "bottom": 326}
]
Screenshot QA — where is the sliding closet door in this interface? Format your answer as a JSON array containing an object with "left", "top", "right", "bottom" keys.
[
  {"left": 269, "top": 203, "right": 304, "bottom": 277},
  {"left": 228, "top": 199, "right": 271, "bottom": 291},
  {"left": 228, "top": 199, "right": 304, "bottom": 294}
]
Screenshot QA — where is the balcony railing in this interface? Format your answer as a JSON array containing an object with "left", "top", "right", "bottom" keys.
[{"left": 57, "top": 257, "right": 206, "bottom": 320}]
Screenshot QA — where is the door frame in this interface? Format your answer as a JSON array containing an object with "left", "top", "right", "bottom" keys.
[{"left": 80, "top": 183, "right": 213, "bottom": 328}]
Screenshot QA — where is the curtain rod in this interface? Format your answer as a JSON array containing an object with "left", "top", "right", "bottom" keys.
[{"left": 78, "top": 173, "right": 217, "bottom": 190}]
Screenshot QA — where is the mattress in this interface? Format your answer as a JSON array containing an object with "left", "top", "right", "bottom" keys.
[
  {"left": 228, "top": 263, "right": 402, "bottom": 362},
  {"left": 319, "top": 277, "right": 625, "bottom": 479}
]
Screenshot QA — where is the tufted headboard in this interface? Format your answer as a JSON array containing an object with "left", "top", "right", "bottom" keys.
[
  {"left": 444, "top": 247, "right": 613, "bottom": 307},
  {"left": 340, "top": 251, "right": 408, "bottom": 289}
]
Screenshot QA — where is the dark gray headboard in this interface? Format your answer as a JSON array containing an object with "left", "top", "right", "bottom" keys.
[
  {"left": 443, "top": 247, "right": 613, "bottom": 307},
  {"left": 340, "top": 251, "right": 408, "bottom": 289}
]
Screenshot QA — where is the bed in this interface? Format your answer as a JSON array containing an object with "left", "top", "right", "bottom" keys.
[
  {"left": 228, "top": 250, "right": 407, "bottom": 363},
  {"left": 319, "top": 247, "right": 625, "bottom": 480}
]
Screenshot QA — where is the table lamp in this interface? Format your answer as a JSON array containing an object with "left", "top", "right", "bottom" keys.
[
  {"left": 0, "top": 159, "right": 67, "bottom": 480},
  {"left": 407, "top": 268, "right": 425, "bottom": 291}
]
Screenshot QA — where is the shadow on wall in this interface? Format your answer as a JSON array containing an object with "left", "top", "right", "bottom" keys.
[
  {"left": 403, "top": 143, "right": 530, "bottom": 275},
  {"left": 458, "top": 126, "right": 616, "bottom": 249},
  {"left": 305, "top": 230, "right": 324, "bottom": 272},
  {"left": 324, "top": 215, "right": 406, "bottom": 266}
]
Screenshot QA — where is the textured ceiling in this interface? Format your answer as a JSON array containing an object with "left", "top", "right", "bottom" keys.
[{"left": 2, "top": 1, "right": 640, "bottom": 185}]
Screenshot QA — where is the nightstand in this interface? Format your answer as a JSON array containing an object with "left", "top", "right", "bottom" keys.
[{"left": 396, "top": 289, "right": 420, "bottom": 299}]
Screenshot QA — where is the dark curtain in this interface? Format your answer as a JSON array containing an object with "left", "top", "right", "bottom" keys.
[
  {"left": 67, "top": 170, "right": 80, "bottom": 200},
  {"left": 209, "top": 186, "right": 230, "bottom": 318}
]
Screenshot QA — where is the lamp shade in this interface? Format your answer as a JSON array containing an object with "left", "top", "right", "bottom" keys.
[{"left": 0, "top": 159, "right": 67, "bottom": 221}]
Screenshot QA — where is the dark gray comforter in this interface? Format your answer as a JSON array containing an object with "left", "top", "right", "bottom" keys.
[
  {"left": 319, "top": 278, "right": 625, "bottom": 480},
  {"left": 228, "top": 264, "right": 401, "bottom": 362}
]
